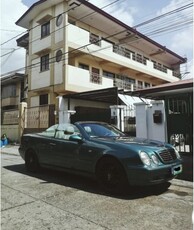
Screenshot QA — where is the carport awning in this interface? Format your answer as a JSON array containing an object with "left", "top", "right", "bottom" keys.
[
  {"left": 63, "top": 87, "right": 122, "bottom": 104},
  {"left": 63, "top": 87, "right": 152, "bottom": 106},
  {"left": 130, "top": 79, "right": 193, "bottom": 99},
  {"left": 118, "top": 94, "right": 150, "bottom": 106}
]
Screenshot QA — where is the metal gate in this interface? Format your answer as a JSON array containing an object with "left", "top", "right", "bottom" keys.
[
  {"left": 23, "top": 104, "right": 55, "bottom": 134},
  {"left": 71, "top": 106, "right": 111, "bottom": 123},
  {"left": 165, "top": 93, "right": 193, "bottom": 153}
]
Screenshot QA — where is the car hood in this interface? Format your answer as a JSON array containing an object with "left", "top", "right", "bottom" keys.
[{"left": 92, "top": 136, "right": 171, "bottom": 152}]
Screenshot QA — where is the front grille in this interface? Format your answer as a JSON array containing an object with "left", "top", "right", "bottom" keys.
[{"left": 158, "top": 149, "right": 177, "bottom": 163}]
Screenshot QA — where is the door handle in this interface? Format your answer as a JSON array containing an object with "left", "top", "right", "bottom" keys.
[{"left": 49, "top": 143, "right": 56, "bottom": 146}]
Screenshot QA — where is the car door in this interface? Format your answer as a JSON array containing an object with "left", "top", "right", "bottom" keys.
[
  {"left": 37, "top": 135, "right": 57, "bottom": 165},
  {"left": 73, "top": 139, "right": 104, "bottom": 173},
  {"left": 48, "top": 138, "right": 79, "bottom": 169}
]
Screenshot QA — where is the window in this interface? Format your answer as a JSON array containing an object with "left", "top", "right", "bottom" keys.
[
  {"left": 1, "top": 85, "right": 16, "bottom": 99},
  {"left": 143, "top": 56, "right": 149, "bottom": 65},
  {"left": 103, "top": 70, "right": 115, "bottom": 79},
  {"left": 39, "top": 94, "right": 48, "bottom": 105},
  {"left": 152, "top": 60, "right": 157, "bottom": 69},
  {"left": 137, "top": 54, "right": 143, "bottom": 63},
  {"left": 56, "top": 14, "right": 63, "bottom": 27},
  {"left": 40, "top": 54, "right": 49, "bottom": 72},
  {"left": 145, "top": 82, "right": 150, "bottom": 88},
  {"left": 78, "top": 63, "right": 89, "bottom": 70},
  {"left": 41, "top": 21, "right": 50, "bottom": 38},
  {"left": 126, "top": 77, "right": 135, "bottom": 84},
  {"left": 137, "top": 81, "right": 143, "bottom": 89},
  {"left": 56, "top": 50, "right": 62, "bottom": 62}
]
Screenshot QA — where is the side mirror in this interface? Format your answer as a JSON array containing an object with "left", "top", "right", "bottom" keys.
[{"left": 69, "top": 135, "right": 83, "bottom": 142}]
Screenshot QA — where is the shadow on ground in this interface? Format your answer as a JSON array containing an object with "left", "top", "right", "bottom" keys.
[
  {"left": 3, "top": 163, "right": 174, "bottom": 200},
  {"left": 177, "top": 153, "right": 193, "bottom": 182}
]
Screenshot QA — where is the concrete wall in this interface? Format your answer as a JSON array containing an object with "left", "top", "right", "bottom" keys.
[
  {"left": 135, "top": 101, "right": 167, "bottom": 142},
  {"left": 1, "top": 125, "right": 19, "bottom": 143}
]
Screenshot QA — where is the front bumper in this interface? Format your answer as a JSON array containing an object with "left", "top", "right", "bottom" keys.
[{"left": 126, "top": 162, "right": 182, "bottom": 186}]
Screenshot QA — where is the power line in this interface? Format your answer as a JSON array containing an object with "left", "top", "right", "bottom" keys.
[
  {"left": 0, "top": 48, "right": 21, "bottom": 58},
  {"left": 1, "top": 1, "right": 192, "bottom": 75},
  {"left": 0, "top": 0, "right": 119, "bottom": 47},
  {"left": 28, "top": 1, "right": 193, "bottom": 71},
  {"left": 0, "top": 31, "right": 27, "bottom": 46},
  {"left": 134, "top": 3, "right": 193, "bottom": 29},
  {"left": 28, "top": 0, "right": 121, "bottom": 45},
  {"left": 1, "top": 0, "right": 121, "bottom": 58}
]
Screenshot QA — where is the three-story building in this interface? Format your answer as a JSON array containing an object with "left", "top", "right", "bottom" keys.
[{"left": 16, "top": 0, "right": 186, "bottom": 127}]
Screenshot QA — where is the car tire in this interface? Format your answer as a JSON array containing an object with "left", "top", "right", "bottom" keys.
[
  {"left": 25, "top": 150, "right": 39, "bottom": 172},
  {"left": 96, "top": 157, "right": 128, "bottom": 194}
]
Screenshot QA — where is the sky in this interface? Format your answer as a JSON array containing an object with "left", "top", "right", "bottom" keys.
[{"left": 0, "top": 0, "right": 193, "bottom": 79}]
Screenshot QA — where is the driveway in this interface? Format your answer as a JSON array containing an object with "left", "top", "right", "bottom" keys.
[{"left": 1, "top": 152, "right": 193, "bottom": 230}]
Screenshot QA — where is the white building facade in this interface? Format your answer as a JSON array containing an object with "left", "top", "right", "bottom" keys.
[{"left": 16, "top": 0, "right": 186, "bottom": 133}]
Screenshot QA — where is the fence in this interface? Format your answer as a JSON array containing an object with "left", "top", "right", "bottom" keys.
[{"left": 1, "top": 104, "right": 55, "bottom": 142}]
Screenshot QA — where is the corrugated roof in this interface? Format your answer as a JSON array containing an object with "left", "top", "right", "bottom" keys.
[{"left": 130, "top": 79, "right": 193, "bottom": 99}]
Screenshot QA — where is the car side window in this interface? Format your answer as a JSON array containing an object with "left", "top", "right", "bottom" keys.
[
  {"left": 55, "top": 125, "right": 81, "bottom": 140},
  {"left": 39, "top": 130, "right": 55, "bottom": 137}
]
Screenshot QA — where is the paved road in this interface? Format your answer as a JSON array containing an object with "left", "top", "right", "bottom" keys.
[{"left": 1, "top": 151, "right": 193, "bottom": 230}]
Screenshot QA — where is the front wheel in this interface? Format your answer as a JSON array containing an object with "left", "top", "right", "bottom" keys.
[
  {"left": 25, "top": 150, "right": 39, "bottom": 172},
  {"left": 96, "top": 157, "right": 128, "bottom": 194}
]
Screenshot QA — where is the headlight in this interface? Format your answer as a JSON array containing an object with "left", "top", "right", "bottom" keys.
[
  {"left": 139, "top": 151, "right": 151, "bottom": 166},
  {"left": 151, "top": 154, "right": 160, "bottom": 165},
  {"left": 174, "top": 148, "right": 181, "bottom": 159}
]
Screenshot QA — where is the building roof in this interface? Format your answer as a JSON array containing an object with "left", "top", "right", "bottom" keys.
[
  {"left": 0, "top": 73, "right": 25, "bottom": 85},
  {"left": 16, "top": 0, "right": 186, "bottom": 65},
  {"left": 130, "top": 78, "right": 193, "bottom": 99}
]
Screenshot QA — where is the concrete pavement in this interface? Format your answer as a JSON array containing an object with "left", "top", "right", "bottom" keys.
[{"left": 1, "top": 151, "right": 193, "bottom": 230}]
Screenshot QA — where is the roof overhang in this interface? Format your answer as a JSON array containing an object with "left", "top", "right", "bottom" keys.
[
  {"left": 130, "top": 79, "right": 193, "bottom": 99},
  {"left": 15, "top": 0, "right": 186, "bottom": 65},
  {"left": 16, "top": 32, "right": 29, "bottom": 48},
  {"left": 0, "top": 73, "right": 25, "bottom": 85},
  {"left": 63, "top": 87, "right": 122, "bottom": 104}
]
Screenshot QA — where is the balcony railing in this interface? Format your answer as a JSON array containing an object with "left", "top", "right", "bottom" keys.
[
  {"left": 113, "top": 45, "right": 147, "bottom": 65},
  {"left": 153, "top": 63, "right": 167, "bottom": 73},
  {"left": 90, "top": 72, "right": 102, "bottom": 84},
  {"left": 114, "top": 78, "right": 133, "bottom": 90},
  {"left": 112, "top": 44, "right": 179, "bottom": 76},
  {"left": 88, "top": 70, "right": 152, "bottom": 91},
  {"left": 89, "top": 33, "right": 101, "bottom": 46}
]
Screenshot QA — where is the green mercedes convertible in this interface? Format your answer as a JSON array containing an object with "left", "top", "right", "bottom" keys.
[{"left": 19, "top": 121, "right": 182, "bottom": 193}]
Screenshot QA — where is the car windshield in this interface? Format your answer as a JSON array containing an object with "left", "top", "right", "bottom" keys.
[{"left": 80, "top": 123, "right": 125, "bottom": 138}]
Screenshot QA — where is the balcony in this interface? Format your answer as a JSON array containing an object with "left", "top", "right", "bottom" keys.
[
  {"left": 66, "top": 65, "right": 152, "bottom": 92},
  {"left": 1, "top": 97, "right": 19, "bottom": 107},
  {"left": 67, "top": 24, "right": 180, "bottom": 83},
  {"left": 66, "top": 65, "right": 112, "bottom": 92}
]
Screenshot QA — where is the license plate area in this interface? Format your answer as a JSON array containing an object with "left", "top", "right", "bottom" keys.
[{"left": 171, "top": 165, "right": 182, "bottom": 175}]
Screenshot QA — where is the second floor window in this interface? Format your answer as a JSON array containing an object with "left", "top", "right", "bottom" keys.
[
  {"left": 40, "top": 54, "right": 49, "bottom": 72},
  {"left": 40, "top": 94, "right": 48, "bottom": 105},
  {"left": 41, "top": 21, "right": 50, "bottom": 38},
  {"left": 79, "top": 63, "right": 89, "bottom": 70},
  {"left": 103, "top": 70, "right": 115, "bottom": 79},
  {"left": 1, "top": 84, "right": 16, "bottom": 98}
]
